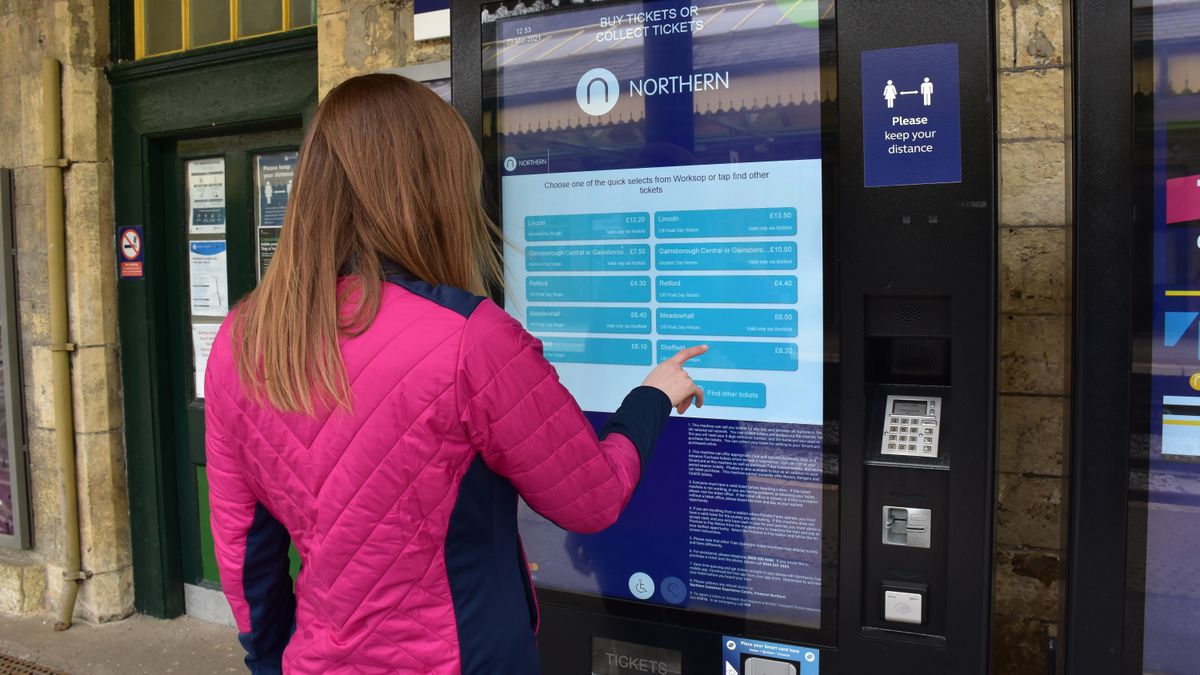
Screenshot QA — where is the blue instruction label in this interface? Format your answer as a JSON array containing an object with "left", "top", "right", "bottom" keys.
[
  {"left": 722, "top": 636, "right": 819, "bottom": 675},
  {"left": 861, "top": 42, "right": 962, "bottom": 187}
]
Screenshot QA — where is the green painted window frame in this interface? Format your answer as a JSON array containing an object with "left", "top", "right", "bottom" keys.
[
  {"left": 0, "top": 170, "right": 31, "bottom": 550},
  {"left": 133, "top": 0, "right": 317, "bottom": 60}
]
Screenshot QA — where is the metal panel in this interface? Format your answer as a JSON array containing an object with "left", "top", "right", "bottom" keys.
[
  {"left": 0, "top": 169, "right": 31, "bottom": 550},
  {"left": 1063, "top": 0, "right": 1133, "bottom": 672},
  {"left": 837, "top": 1, "right": 996, "bottom": 671}
]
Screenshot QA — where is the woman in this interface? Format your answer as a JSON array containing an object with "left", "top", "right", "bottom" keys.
[{"left": 204, "top": 74, "right": 705, "bottom": 674}]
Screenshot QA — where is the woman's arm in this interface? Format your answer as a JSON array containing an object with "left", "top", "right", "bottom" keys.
[
  {"left": 205, "top": 371, "right": 296, "bottom": 674},
  {"left": 457, "top": 300, "right": 695, "bottom": 533}
]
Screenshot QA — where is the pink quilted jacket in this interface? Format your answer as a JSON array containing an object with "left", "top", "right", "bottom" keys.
[{"left": 204, "top": 275, "right": 670, "bottom": 674}]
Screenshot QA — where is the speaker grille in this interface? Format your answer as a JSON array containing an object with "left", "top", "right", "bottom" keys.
[
  {"left": 891, "top": 341, "right": 941, "bottom": 375},
  {"left": 897, "top": 302, "right": 921, "bottom": 327}
]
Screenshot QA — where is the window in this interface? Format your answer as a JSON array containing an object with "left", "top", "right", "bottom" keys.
[
  {"left": 0, "top": 169, "right": 29, "bottom": 549},
  {"left": 136, "top": 0, "right": 316, "bottom": 59},
  {"left": 1130, "top": 1, "right": 1200, "bottom": 670}
]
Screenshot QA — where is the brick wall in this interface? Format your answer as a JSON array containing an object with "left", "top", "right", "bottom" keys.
[{"left": 0, "top": 0, "right": 132, "bottom": 621}]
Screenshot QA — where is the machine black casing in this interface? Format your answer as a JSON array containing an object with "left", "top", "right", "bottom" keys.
[{"left": 451, "top": 0, "right": 996, "bottom": 671}]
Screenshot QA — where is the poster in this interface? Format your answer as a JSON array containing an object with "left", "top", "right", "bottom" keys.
[
  {"left": 258, "top": 228, "right": 280, "bottom": 281},
  {"left": 860, "top": 43, "right": 962, "bottom": 187},
  {"left": 256, "top": 152, "right": 297, "bottom": 229},
  {"left": 256, "top": 151, "right": 297, "bottom": 280},
  {"left": 187, "top": 158, "right": 227, "bottom": 234},
  {"left": 192, "top": 323, "right": 220, "bottom": 399},
  {"left": 189, "top": 241, "right": 229, "bottom": 317}
]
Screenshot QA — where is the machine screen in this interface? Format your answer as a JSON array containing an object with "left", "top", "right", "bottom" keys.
[
  {"left": 892, "top": 400, "right": 927, "bottom": 416},
  {"left": 482, "top": 0, "right": 832, "bottom": 631}
]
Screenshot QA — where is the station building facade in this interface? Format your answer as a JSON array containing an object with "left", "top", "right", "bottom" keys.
[{"left": 0, "top": 1, "right": 1069, "bottom": 673}]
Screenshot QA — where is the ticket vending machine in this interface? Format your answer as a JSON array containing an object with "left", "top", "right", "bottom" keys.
[{"left": 451, "top": 0, "right": 996, "bottom": 672}]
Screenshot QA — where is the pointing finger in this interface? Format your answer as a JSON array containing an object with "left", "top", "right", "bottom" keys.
[
  {"left": 676, "top": 395, "right": 693, "bottom": 415},
  {"left": 669, "top": 344, "right": 708, "bottom": 365}
]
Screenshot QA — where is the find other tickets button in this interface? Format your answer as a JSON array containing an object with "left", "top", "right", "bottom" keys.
[{"left": 694, "top": 381, "right": 767, "bottom": 409}]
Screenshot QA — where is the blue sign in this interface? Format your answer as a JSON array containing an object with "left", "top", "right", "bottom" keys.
[
  {"left": 861, "top": 42, "right": 962, "bottom": 187},
  {"left": 117, "top": 226, "right": 144, "bottom": 279},
  {"left": 723, "top": 635, "right": 820, "bottom": 675}
]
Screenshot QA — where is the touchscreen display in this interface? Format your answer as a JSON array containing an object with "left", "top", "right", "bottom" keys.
[{"left": 482, "top": 0, "right": 830, "bottom": 630}]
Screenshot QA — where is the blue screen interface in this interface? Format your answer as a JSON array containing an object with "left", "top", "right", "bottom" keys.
[{"left": 483, "top": 0, "right": 830, "bottom": 629}]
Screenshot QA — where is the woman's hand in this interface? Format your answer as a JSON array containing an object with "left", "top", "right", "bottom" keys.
[{"left": 642, "top": 345, "right": 708, "bottom": 414}]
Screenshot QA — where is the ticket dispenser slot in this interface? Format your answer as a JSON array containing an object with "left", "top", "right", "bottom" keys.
[{"left": 883, "top": 506, "right": 932, "bottom": 548}]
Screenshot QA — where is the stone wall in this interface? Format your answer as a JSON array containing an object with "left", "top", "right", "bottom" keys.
[
  {"left": 0, "top": 0, "right": 131, "bottom": 621},
  {"left": 993, "top": 0, "right": 1070, "bottom": 673},
  {"left": 317, "top": 0, "right": 450, "bottom": 98}
]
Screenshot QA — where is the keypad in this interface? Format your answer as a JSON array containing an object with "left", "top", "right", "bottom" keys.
[{"left": 881, "top": 396, "right": 941, "bottom": 459}]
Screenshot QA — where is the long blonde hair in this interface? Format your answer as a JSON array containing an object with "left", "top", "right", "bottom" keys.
[{"left": 234, "top": 74, "right": 501, "bottom": 414}]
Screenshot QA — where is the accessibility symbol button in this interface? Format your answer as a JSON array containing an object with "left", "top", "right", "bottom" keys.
[{"left": 628, "top": 572, "right": 654, "bottom": 600}]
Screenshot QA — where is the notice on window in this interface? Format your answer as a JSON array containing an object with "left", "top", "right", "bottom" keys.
[
  {"left": 188, "top": 158, "right": 227, "bottom": 234},
  {"left": 189, "top": 241, "right": 229, "bottom": 317},
  {"left": 256, "top": 152, "right": 297, "bottom": 229},
  {"left": 192, "top": 323, "right": 220, "bottom": 399},
  {"left": 255, "top": 151, "right": 296, "bottom": 280},
  {"left": 258, "top": 228, "right": 279, "bottom": 282}
]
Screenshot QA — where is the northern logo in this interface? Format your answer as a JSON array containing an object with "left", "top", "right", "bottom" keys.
[{"left": 576, "top": 68, "right": 619, "bottom": 116}]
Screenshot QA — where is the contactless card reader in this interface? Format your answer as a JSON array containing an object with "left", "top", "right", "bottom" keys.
[
  {"left": 880, "top": 395, "right": 942, "bottom": 458},
  {"left": 745, "top": 657, "right": 798, "bottom": 675},
  {"left": 883, "top": 589, "right": 926, "bottom": 625}
]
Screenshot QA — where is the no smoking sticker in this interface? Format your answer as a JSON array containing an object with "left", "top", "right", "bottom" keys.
[{"left": 118, "top": 226, "right": 144, "bottom": 279}]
